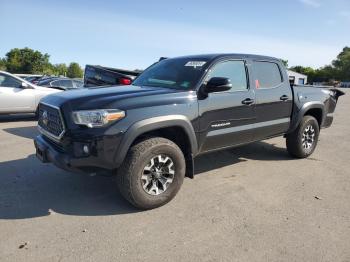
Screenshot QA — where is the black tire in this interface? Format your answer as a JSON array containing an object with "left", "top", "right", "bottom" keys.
[
  {"left": 117, "top": 137, "right": 186, "bottom": 209},
  {"left": 286, "top": 115, "right": 320, "bottom": 158}
]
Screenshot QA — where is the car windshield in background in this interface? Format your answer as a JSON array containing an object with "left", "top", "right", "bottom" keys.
[{"left": 133, "top": 58, "right": 209, "bottom": 90}]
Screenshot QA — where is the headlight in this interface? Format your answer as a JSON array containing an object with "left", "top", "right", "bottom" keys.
[{"left": 72, "top": 109, "right": 125, "bottom": 128}]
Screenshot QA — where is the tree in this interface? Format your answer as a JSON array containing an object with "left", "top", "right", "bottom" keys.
[
  {"left": 42, "top": 63, "right": 56, "bottom": 76},
  {"left": 4, "top": 47, "right": 51, "bottom": 74},
  {"left": 67, "top": 62, "right": 83, "bottom": 78},
  {"left": 281, "top": 59, "right": 288, "bottom": 68},
  {"left": 54, "top": 63, "right": 68, "bottom": 76},
  {"left": 0, "top": 58, "right": 6, "bottom": 70},
  {"left": 332, "top": 46, "right": 350, "bottom": 81},
  {"left": 318, "top": 65, "right": 337, "bottom": 80}
]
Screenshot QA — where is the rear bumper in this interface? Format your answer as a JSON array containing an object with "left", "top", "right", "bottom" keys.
[{"left": 34, "top": 134, "right": 121, "bottom": 173}]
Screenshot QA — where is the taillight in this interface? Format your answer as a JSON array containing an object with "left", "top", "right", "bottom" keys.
[{"left": 119, "top": 78, "right": 131, "bottom": 85}]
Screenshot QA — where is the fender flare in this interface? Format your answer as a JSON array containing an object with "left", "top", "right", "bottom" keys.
[
  {"left": 114, "top": 115, "right": 198, "bottom": 167},
  {"left": 289, "top": 102, "right": 325, "bottom": 133}
]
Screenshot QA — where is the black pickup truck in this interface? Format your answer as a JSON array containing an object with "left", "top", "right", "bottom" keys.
[{"left": 34, "top": 54, "right": 344, "bottom": 209}]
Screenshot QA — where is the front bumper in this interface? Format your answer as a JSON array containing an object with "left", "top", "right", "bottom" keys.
[{"left": 34, "top": 134, "right": 121, "bottom": 173}]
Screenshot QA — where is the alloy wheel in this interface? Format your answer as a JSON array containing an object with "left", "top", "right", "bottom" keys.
[
  {"left": 141, "top": 154, "right": 175, "bottom": 196},
  {"left": 302, "top": 125, "right": 315, "bottom": 149}
]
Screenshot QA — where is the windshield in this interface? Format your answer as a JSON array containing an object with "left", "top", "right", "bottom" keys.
[{"left": 133, "top": 57, "right": 209, "bottom": 90}]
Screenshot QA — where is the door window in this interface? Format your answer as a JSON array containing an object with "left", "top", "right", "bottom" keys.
[
  {"left": 206, "top": 60, "right": 247, "bottom": 91},
  {"left": 252, "top": 61, "right": 283, "bottom": 88},
  {"left": 0, "top": 73, "right": 22, "bottom": 88}
]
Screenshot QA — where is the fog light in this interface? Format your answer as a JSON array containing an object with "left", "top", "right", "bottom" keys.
[{"left": 83, "top": 145, "right": 90, "bottom": 154}]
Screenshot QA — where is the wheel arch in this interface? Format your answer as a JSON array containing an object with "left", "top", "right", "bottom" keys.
[
  {"left": 304, "top": 107, "right": 323, "bottom": 127},
  {"left": 114, "top": 115, "right": 198, "bottom": 177},
  {"left": 289, "top": 102, "right": 325, "bottom": 133}
]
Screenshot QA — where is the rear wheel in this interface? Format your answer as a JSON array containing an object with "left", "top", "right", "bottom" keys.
[
  {"left": 117, "top": 137, "right": 186, "bottom": 209},
  {"left": 286, "top": 115, "right": 320, "bottom": 158}
]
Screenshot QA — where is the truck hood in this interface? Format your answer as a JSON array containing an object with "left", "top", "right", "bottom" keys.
[{"left": 41, "top": 85, "right": 195, "bottom": 111}]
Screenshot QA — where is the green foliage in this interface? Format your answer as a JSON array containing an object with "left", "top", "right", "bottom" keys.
[
  {"left": 281, "top": 59, "right": 288, "bottom": 67},
  {"left": 0, "top": 58, "right": 6, "bottom": 70},
  {"left": 332, "top": 47, "right": 350, "bottom": 81},
  {"left": 67, "top": 62, "right": 83, "bottom": 78},
  {"left": 54, "top": 63, "right": 68, "bottom": 76},
  {"left": 318, "top": 65, "right": 337, "bottom": 80},
  {"left": 5, "top": 47, "right": 51, "bottom": 74},
  {"left": 290, "top": 46, "right": 350, "bottom": 83},
  {"left": 0, "top": 47, "right": 83, "bottom": 78}
]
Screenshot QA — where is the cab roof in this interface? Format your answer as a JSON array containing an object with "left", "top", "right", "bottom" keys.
[{"left": 172, "top": 53, "right": 281, "bottom": 62}]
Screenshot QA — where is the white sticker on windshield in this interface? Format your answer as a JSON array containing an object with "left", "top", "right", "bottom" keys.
[{"left": 185, "top": 61, "right": 206, "bottom": 68}]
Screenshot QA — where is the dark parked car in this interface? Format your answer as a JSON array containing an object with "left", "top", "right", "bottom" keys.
[
  {"left": 34, "top": 53, "right": 344, "bottom": 209},
  {"left": 22, "top": 75, "right": 44, "bottom": 84},
  {"left": 37, "top": 77, "right": 84, "bottom": 90},
  {"left": 84, "top": 65, "right": 141, "bottom": 87}
]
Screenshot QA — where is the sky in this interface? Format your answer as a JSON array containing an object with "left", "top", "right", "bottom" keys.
[{"left": 0, "top": 0, "right": 349, "bottom": 70}]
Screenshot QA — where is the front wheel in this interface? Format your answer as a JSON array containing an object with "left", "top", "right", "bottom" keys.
[
  {"left": 117, "top": 137, "right": 186, "bottom": 209},
  {"left": 286, "top": 115, "right": 320, "bottom": 158}
]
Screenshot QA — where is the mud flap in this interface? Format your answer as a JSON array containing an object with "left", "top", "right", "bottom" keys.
[{"left": 185, "top": 153, "right": 194, "bottom": 179}]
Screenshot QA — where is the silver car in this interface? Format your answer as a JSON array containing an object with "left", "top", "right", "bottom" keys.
[{"left": 0, "top": 71, "right": 61, "bottom": 115}]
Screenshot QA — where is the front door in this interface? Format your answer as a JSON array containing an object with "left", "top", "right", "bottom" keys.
[
  {"left": 0, "top": 73, "right": 35, "bottom": 113},
  {"left": 198, "top": 59, "right": 256, "bottom": 153}
]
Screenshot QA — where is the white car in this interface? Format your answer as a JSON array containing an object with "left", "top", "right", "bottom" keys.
[{"left": 0, "top": 71, "right": 61, "bottom": 115}]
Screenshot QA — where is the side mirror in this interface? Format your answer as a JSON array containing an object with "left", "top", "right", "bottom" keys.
[
  {"left": 21, "top": 82, "right": 32, "bottom": 89},
  {"left": 204, "top": 77, "right": 232, "bottom": 93}
]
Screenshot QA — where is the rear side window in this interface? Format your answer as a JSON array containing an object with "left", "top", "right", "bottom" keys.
[
  {"left": 206, "top": 60, "right": 247, "bottom": 91},
  {"left": 252, "top": 61, "right": 282, "bottom": 89}
]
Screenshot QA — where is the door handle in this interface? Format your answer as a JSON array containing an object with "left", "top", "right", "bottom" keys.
[
  {"left": 242, "top": 98, "right": 254, "bottom": 105},
  {"left": 280, "top": 95, "right": 289, "bottom": 101}
]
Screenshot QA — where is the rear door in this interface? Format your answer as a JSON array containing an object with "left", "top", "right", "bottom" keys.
[
  {"left": 251, "top": 61, "right": 293, "bottom": 140},
  {"left": 198, "top": 59, "right": 256, "bottom": 152},
  {"left": 0, "top": 73, "right": 35, "bottom": 113}
]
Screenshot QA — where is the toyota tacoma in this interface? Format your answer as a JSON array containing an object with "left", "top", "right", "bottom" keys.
[{"left": 34, "top": 54, "right": 344, "bottom": 209}]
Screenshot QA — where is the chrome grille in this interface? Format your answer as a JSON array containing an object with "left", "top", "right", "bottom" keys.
[{"left": 38, "top": 103, "right": 65, "bottom": 140}]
